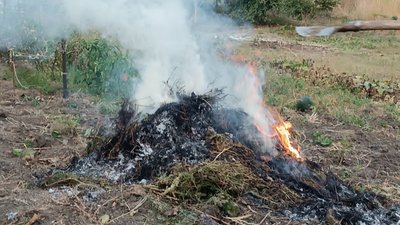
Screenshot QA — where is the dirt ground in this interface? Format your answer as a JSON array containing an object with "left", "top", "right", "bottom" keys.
[
  {"left": 0, "top": 79, "right": 103, "bottom": 224},
  {"left": 0, "top": 79, "right": 295, "bottom": 225},
  {"left": 1, "top": 30, "right": 400, "bottom": 224}
]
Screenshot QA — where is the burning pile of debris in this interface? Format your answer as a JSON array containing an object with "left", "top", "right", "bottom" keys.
[{"left": 45, "top": 91, "right": 399, "bottom": 224}]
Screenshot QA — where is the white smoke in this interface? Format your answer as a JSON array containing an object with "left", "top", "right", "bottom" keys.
[{"left": 0, "top": 0, "right": 276, "bottom": 152}]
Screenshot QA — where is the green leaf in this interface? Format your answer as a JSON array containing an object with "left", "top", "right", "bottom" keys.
[
  {"left": 12, "top": 148, "right": 36, "bottom": 159},
  {"left": 51, "top": 130, "right": 62, "bottom": 139},
  {"left": 12, "top": 149, "right": 24, "bottom": 157},
  {"left": 363, "top": 81, "right": 371, "bottom": 90},
  {"left": 84, "top": 128, "right": 92, "bottom": 138},
  {"left": 312, "top": 131, "right": 333, "bottom": 147},
  {"left": 377, "top": 87, "right": 385, "bottom": 95}
]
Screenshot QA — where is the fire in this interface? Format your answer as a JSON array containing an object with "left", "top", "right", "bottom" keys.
[
  {"left": 227, "top": 53, "right": 303, "bottom": 160},
  {"left": 243, "top": 59, "right": 303, "bottom": 160},
  {"left": 256, "top": 118, "right": 302, "bottom": 160},
  {"left": 273, "top": 121, "right": 302, "bottom": 160}
]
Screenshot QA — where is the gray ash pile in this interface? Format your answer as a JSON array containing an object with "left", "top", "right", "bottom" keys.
[
  {"left": 53, "top": 92, "right": 399, "bottom": 224},
  {"left": 68, "top": 92, "right": 223, "bottom": 183}
]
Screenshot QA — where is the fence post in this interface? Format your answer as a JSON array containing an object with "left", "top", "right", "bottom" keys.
[
  {"left": 61, "top": 39, "right": 68, "bottom": 99},
  {"left": 7, "top": 49, "right": 15, "bottom": 88}
]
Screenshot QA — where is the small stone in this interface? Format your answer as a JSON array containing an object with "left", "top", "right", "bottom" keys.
[{"left": 6, "top": 212, "right": 17, "bottom": 221}]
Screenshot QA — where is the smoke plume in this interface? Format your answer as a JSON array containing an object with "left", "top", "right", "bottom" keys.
[{"left": 0, "top": 0, "right": 276, "bottom": 153}]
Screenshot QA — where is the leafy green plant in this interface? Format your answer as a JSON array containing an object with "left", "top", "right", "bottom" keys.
[
  {"left": 207, "top": 192, "right": 240, "bottom": 216},
  {"left": 296, "top": 96, "right": 314, "bottom": 112},
  {"left": 12, "top": 148, "right": 35, "bottom": 160},
  {"left": 84, "top": 128, "right": 93, "bottom": 138},
  {"left": 6, "top": 68, "right": 60, "bottom": 94},
  {"left": 66, "top": 32, "right": 138, "bottom": 97},
  {"left": 67, "top": 101, "right": 78, "bottom": 109},
  {"left": 98, "top": 100, "right": 121, "bottom": 115},
  {"left": 221, "top": 0, "right": 338, "bottom": 24},
  {"left": 51, "top": 130, "right": 62, "bottom": 139},
  {"left": 271, "top": 59, "right": 400, "bottom": 104},
  {"left": 312, "top": 131, "right": 333, "bottom": 147}
]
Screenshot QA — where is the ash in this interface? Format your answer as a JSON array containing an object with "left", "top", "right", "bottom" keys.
[
  {"left": 54, "top": 92, "right": 399, "bottom": 224},
  {"left": 69, "top": 92, "right": 220, "bottom": 182}
]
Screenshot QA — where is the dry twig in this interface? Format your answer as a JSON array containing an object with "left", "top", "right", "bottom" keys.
[
  {"left": 108, "top": 196, "right": 148, "bottom": 224},
  {"left": 24, "top": 213, "right": 41, "bottom": 225}
]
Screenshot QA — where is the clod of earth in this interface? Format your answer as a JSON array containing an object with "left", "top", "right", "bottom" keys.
[{"left": 39, "top": 92, "right": 400, "bottom": 224}]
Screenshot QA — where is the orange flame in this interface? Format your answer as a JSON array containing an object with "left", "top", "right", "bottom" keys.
[
  {"left": 228, "top": 54, "right": 303, "bottom": 160},
  {"left": 273, "top": 121, "right": 302, "bottom": 160},
  {"left": 244, "top": 60, "right": 302, "bottom": 160},
  {"left": 256, "top": 118, "right": 302, "bottom": 160}
]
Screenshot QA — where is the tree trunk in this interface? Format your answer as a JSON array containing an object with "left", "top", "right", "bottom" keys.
[{"left": 339, "top": 20, "right": 400, "bottom": 32}]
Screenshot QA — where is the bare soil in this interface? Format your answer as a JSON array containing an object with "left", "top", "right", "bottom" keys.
[
  {"left": 0, "top": 79, "right": 231, "bottom": 225},
  {"left": 0, "top": 33, "right": 399, "bottom": 224},
  {"left": 289, "top": 111, "right": 400, "bottom": 201},
  {"left": 0, "top": 79, "right": 103, "bottom": 224}
]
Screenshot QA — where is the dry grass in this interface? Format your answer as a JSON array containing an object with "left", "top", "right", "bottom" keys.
[{"left": 334, "top": 0, "right": 400, "bottom": 19}]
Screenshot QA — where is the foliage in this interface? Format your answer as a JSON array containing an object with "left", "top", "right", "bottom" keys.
[
  {"left": 12, "top": 148, "right": 35, "bottom": 160},
  {"left": 271, "top": 59, "right": 400, "bottom": 104},
  {"left": 65, "top": 32, "right": 138, "bottom": 97},
  {"left": 221, "top": 0, "right": 339, "bottom": 24},
  {"left": 156, "top": 161, "right": 259, "bottom": 207},
  {"left": 5, "top": 32, "right": 138, "bottom": 98},
  {"left": 50, "top": 115, "right": 81, "bottom": 137},
  {"left": 296, "top": 96, "right": 314, "bottom": 112},
  {"left": 264, "top": 67, "right": 385, "bottom": 129},
  {"left": 5, "top": 67, "right": 60, "bottom": 94},
  {"left": 312, "top": 131, "right": 333, "bottom": 146}
]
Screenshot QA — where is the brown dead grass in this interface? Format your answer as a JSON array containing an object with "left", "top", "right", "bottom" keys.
[{"left": 335, "top": 0, "right": 400, "bottom": 19}]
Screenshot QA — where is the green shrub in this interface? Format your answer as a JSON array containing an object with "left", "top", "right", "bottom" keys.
[
  {"left": 221, "top": 0, "right": 338, "bottom": 24},
  {"left": 66, "top": 32, "right": 138, "bottom": 97}
]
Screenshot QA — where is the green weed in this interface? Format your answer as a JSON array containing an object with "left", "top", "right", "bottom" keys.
[
  {"left": 98, "top": 100, "right": 120, "bottom": 115},
  {"left": 51, "top": 115, "right": 81, "bottom": 137},
  {"left": 12, "top": 148, "right": 35, "bottom": 160},
  {"left": 51, "top": 130, "right": 62, "bottom": 139},
  {"left": 6, "top": 67, "right": 59, "bottom": 94},
  {"left": 312, "top": 131, "right": 333, "bottom": 146},
  {"left": 264, "top": 67, "right": 395, "bottom": 129},
  {"left": 66, "top": 32, "right": 138, "bottom": 97},
  {"left": 309, "top": 33, "right": 400, "bottom": 50}
]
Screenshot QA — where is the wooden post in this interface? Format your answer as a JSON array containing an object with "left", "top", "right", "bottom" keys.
[
  {"left": 8, "top": 49, "right": 15, "bottom": 88},
  {"left": 61, "top": 39, "right": 68, "bottom": 99}
]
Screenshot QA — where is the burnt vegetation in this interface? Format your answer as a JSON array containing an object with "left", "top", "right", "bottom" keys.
[{"left": 38, "top": 91, "right": 400, "bottom": 224}]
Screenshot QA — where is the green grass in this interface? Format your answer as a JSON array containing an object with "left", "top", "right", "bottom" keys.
[
  {"left": 51, "top": 114, "right": 81, "bottom": 136},
  {"left": 4, "top": 67, "right": 60, "bottom": 94},
  {"left": 1, "top": 31, "right": 138, "bottom": 99},
  {"left": 97, "top": 100, "right": 121, "bottom": 115},
  {"left": 264, "top": 67, "right": 399, "bottom": 129},
  {"left": 267, "top": 25, "right": 400, "bottom": 51},
  {"left": 307, "top": 33, "right": 400, "bottom": 50}
]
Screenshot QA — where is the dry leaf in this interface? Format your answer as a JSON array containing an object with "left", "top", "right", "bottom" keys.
[{"left": 99, "top": 214, "right": 110, "bottom": 224}]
